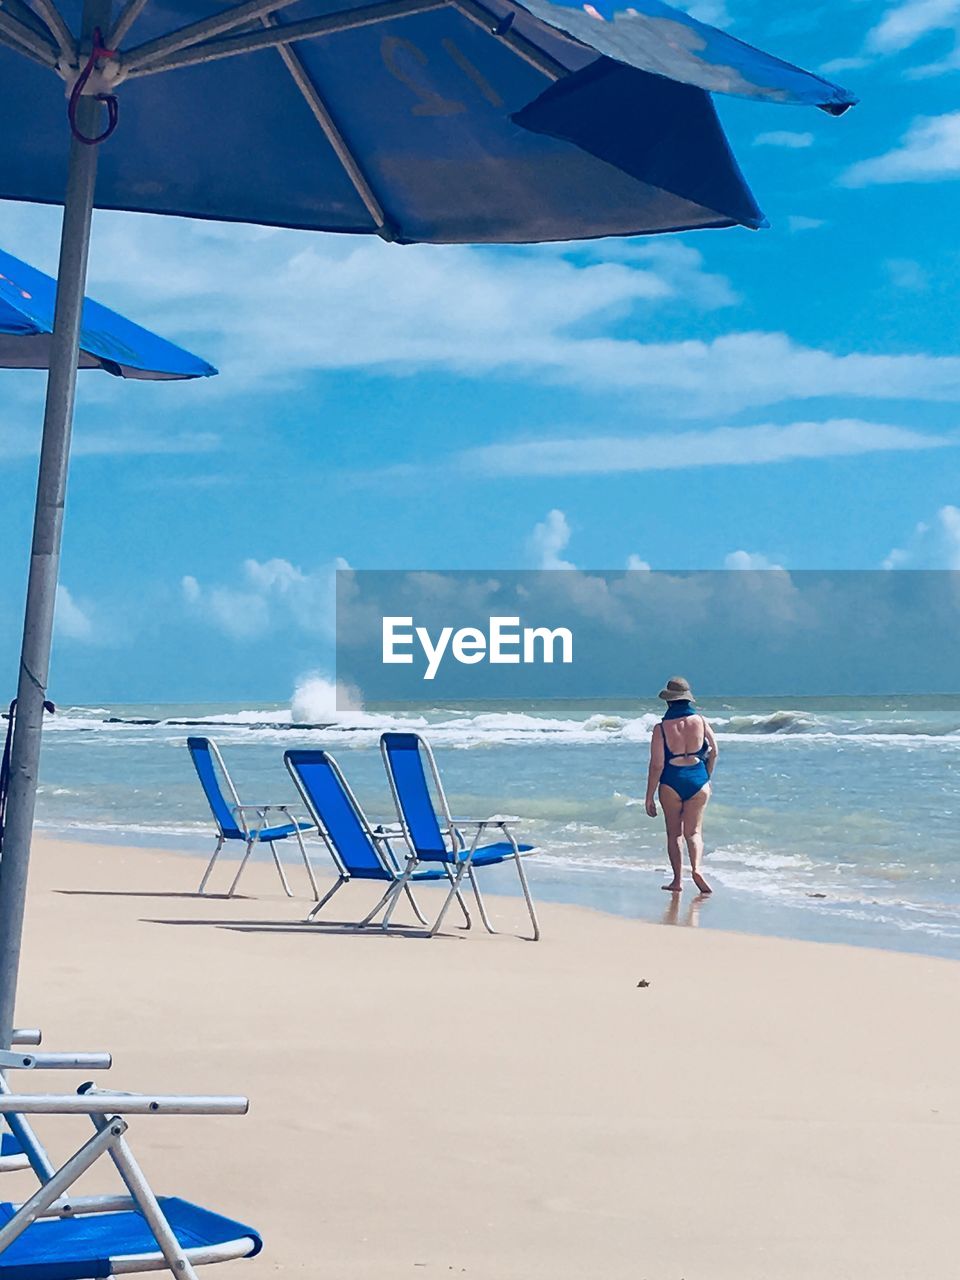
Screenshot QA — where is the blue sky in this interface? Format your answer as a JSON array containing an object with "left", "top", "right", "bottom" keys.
[{"left": 2, "top": 0, "right": 960, "bottom": 703}]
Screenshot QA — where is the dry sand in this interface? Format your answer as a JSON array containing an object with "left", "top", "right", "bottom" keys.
[{"left": 4, "top": 836, "right": 958, "bottom": 1278}]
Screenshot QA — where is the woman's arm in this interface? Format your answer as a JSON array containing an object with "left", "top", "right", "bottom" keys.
[
  {"left": 704, "top": 719, "right": 719, "bottom": 777},
  {"left": 646, "top": 725, "right": 664, "bottom": 817}
]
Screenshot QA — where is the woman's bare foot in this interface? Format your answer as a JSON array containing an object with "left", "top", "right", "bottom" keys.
[
  {"left": 661, "top": 881, "right": 682, "bottom": 893},
  {"left": 692, "top": 871, "right": 712, "bottom": 895}
]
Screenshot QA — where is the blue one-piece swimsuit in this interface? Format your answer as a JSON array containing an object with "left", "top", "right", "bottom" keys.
[{"left": 659, "top": 701, "right": 710, "bottom": 802}]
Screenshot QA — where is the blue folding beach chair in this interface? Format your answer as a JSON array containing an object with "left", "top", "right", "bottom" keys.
[
  {"left": 284, "top": 748, "right": 471, "bottom": 929},
  {"left": 379, "top": 732, "right": 541, "bottom": 941},
  {"left": 0, "top": 1049, "right": 261, "bottom": 1280},
  {"left": 187, "top": 737, "right": 319, "bottom": 899}
]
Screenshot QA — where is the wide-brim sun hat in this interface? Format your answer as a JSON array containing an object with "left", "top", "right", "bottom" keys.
[{"left": 658, "top": 677, "right": 695, "bottom": 702}]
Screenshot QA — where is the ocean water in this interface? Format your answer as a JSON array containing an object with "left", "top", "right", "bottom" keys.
[{"left": 24, "top": 691, "right": 960, "bottom": 959}]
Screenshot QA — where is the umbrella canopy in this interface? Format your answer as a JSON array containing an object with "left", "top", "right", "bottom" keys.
[
  {"left": 0, "top": 0, "right": 855, "bottom": 243},
  {"left": 0, "top": 0, "right": 856, "bottom": 1048},
  {"left": 0, "top": 246, "right": 216, "bottom": 378}
]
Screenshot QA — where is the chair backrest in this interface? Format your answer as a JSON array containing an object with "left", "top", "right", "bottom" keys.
[
  {"left": 380, "top": 732, "right": 452, "bottom": 861},
  {"left": 187, "top": 737, "right": 243, "bottom": 838},
  {"left": 284, "top": 749, "right": 389, "bottom": 879}
]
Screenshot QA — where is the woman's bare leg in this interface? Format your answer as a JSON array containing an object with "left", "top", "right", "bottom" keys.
[
  {"left": 658, "top": 785, "right": 684, "bottom": 891},
  {"left": 681, "top": 785, "right": 712, "bottom": 894}
]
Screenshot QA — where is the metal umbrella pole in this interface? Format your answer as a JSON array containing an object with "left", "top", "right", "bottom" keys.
[{"left": 0, "top": 0, "right": 110, "bottom": 1051}]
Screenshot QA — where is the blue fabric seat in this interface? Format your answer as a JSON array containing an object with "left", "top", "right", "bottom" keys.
[
  {"left": 186, "top": 737, "right": 319, "bottom": 900},
  {"left": 0, "top": 1198, "right": 262, "bottom": 1280},
  {"left": 0, "top": 1134, "right": 21, "bottom": 1159},
  {"left": 250, "top": 821, "right": 312, "bottom": 843},
  {"left": 0, "top": 1131, "right": 26, "bottom": 1170},
  {"left": 455, "top": 842, "right": 536, "bottom": 866},
  {"left": 380, "top": 733, "right": 541, "bottom": 941}
]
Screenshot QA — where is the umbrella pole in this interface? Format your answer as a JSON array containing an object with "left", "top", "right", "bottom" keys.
[{"left": 0, "top": 10, "right": 107, "bottom": 1049}]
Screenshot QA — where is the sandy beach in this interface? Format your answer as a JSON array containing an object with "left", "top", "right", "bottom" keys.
[{"left": 5, "top": 835, "right": 958, "bottom": 1279}]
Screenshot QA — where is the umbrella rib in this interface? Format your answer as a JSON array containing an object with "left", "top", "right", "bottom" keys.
[
  {"left": 0, "top": 24, "right": 57, "bottom": 66},
  {"left": 107, "top": 0, "right": 153, "bottom": 48},
  {"left": 120, "top": 0, "right": 307, "bottom": 70},
  {"left": 263, "top": 16, "right": 392, "bottom": 237},
  {"left": 451, "top": 0, "right": 564, "bottom": 79},
  {"left": 122, "top": 0, "right": 446, "bottom": 77},
  {"left": 26, "top": 0, "right": 77, "bottom": 61},
  {"left": 0, "top": 11, "right": 59, "bottom": 67}
]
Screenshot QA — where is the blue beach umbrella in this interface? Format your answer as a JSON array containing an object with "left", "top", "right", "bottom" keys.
[
  {"left": 0, "top": 0, "right": 856, "bottom": 1043},
  {"left": 0, "top": 246, "right": 216, "bottom": 378}
]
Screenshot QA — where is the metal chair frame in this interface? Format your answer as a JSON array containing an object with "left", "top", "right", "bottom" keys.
[
  {"left": 378, "top": 732, "right": 541, "bottom": 941},
  {"left": 284, "top": 749, "right": 471, "bottom": 930},
  {"left": 190, "top": 737, "right": 319, "bottom": 900},
  {"left": 0, "top": 1054, "right": 256, "bottom": 1280}
]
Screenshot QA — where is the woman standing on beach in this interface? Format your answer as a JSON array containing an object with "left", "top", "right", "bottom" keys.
[{"left": 645, "top": 677, "right": 718, "bottom": 895}]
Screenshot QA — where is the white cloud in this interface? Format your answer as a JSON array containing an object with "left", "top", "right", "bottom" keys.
[
  {"left": 842, "top": 112, "right": 960, "bottom": 185},
  {"left": 787, "top": 216, "right": 826, "bottom": 233},
  {"left": 71, "top": 214, "right": 683, "bottom": 390},
  {"left": 906, "top": 44, "right": 960, "bottom": 76},
  {"left": 885, "top": 258, "right": 930, "bottom": 290},
  {"left": 2, "top": 204, "right": 960, "bottom": 418},
  {"left": 675, "top": 0, "right": 732, "bottom": 26},
  {"left": 0, "top": 424, "right": 220, "bottom": 460},
  {"left": 626, "top": 554, "right": 651, "bottom": 571},
  {"left": 181, "top": 556, "right": 348, "bottom": 640},
  {"left": 820, "top": 56, "right": 871, "bottom": 73},
  {"left": 55, "top": 586, "right": 94, "bottom": 642},
  {"left": 578, "top": 240, "right": 739, "bottom": 309},
  {"left": 528, "top": 510, "right": 575, "bottom": 570},
  {"left": 883, "top": 505, "right": 960, "bottom": 567},
  {"left": 457, "top": 420, "right": 950, "bottom": 478},
  {"left": 724, "top": 550, "right": 786, "bottom": 570},
  {"left": 867, "top": 0, "right": 960, "bottom": 53},
  {"left": 754, "top": 131, "right": 815, "bottom": 149},
  {"left": 453, "top": 331, "right": 960, "bottom": 416}
]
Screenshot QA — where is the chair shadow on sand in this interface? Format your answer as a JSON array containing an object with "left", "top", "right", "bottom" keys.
[
  {"left": 55, "top": 889, "right": 238, "bottom": 900},
  {"left": 142, "top": 916, "right": 460, "bottom": 941}
]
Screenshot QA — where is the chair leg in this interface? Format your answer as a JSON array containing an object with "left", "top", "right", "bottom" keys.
[
  {"left": 431, "top": 859, "right": 470, "bottom": 937},
  {"left": 380, "top": 877, "right": 408, "bottom": 930},
  {"left": 197, "top": 835, "right": 224, "bottom": 894},
  {"left": 293, "top": 825, "right": 321, "bottom": 900},
  {"left": 468, "top": 866, "right": 497, "bottom": 934},
  {"left": 360, "top": 879, "right": 404, "bottom": 929},
  {"left": 227, "top": 839, "right": 256, "bottom": 897},
  {"left": 306, "top": 877, "right": 346, "bottom": 921},
  {"left": 404, "top": 883, "right": 430, "bottom": 927},
  {"left": 269, "top": 841, "right": 293, "bottom": 897},
  {"left": 513, "top": 849, "right": 541, "bottom": 942},
  {"left": 444, "top": 865, "right": 472, "bottom": 928}
]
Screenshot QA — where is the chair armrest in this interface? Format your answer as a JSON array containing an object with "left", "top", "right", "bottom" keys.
[
  {"left": 0, "top": 1050, "right": 112, "bottom": 1071},
  {"left": 231, "top": 804, "right": 315, "bottom": 829},
  {"left": 0, "top": 1092, "right": 248, "bottom": 1116},
  {"left": 451, "top": 817, "right": 522, "bottom": 828},
  {"left": 10, "top": 1029, "right": 41, "bottom": 1047},
  {"left": 231, "top": 803, "right": 298, "bottom": 813}
]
